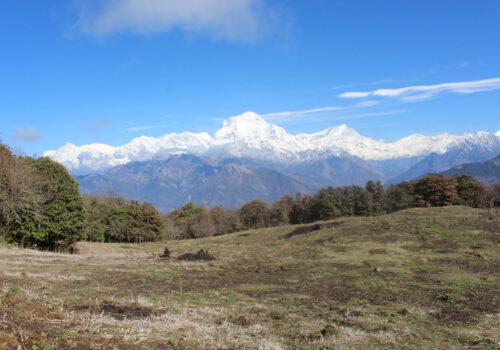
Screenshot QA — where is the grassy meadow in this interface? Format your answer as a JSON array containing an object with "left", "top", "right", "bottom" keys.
[{"left": 0, "top": 206, "right": 499, "bottom": 349}]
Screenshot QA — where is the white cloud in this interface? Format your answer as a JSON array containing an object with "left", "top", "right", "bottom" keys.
[
  {"left": 339, "top": 91, "right": 371, "bottom": 98},
  {"left": 12, "top": 126, "right": 41, "bottom": 142},
  {"left": 76, "top": 0, "right": 271, "bottom": 42},
  {"left": 338, "top": 77, "right": 500, "bottom": 101}
]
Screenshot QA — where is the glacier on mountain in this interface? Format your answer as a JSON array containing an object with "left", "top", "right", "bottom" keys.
[{"left": 44, "top": 111, "right": 500, "bottom": 173}]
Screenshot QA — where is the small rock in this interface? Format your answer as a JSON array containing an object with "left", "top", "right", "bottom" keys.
[{"left": 374, "top": 266, "right": 382, "bottom": 272}]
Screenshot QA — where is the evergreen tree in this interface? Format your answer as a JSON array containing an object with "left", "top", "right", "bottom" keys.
[
  {"left": 386, "top": 181, "right": 414, "bottom": 212},
  {"left": 140, "top": 202, "right": 163, "bottom": 241},
  {"left": 31, "top": 157, "right": 87, "bottom": 247},
  {"left": 352, "top": 185, "right": 371, "bottom": 216},
  {"left": 310, "top": 189, "right": 338, "bottom": 221},
  {"left": 454, "top": 174, "right": 486, "bottom": 208},
  {"left": 176, "top": 202, "right": 205, "bottom": 238},
  {"left": 366, "top": 180, "right": 386, "bottom": 215},
  {"left": 289, "top": 195, "right": 311, "bottom": 224}
]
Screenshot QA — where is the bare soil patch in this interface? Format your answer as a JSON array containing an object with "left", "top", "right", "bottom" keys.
[
  {"left": 284, "top": 221, "right": 343, "bottom": 239},
  {"left": 433, "top": 305, "right": 479, "bottom": 325},
  {"left": 432, "top": 257, "right": 500, "bottom": 273},
  {"left": 177, "top": 249, "right": 216, "bottom": 261},
  {"left": 74, "top": 301, "right": 154, "bottom": 320}
]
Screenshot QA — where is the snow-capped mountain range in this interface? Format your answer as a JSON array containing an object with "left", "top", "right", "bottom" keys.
[{"left": 45, "top": 111, "right": 500, "bottom": 174}]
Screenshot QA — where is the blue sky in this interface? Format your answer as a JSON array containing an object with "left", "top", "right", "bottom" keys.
[{"left": 1, "top": 0, "right": 499, "bottom": 156}]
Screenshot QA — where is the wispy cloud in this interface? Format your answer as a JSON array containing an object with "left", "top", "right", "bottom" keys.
[
  {"left": 456, "top": 61, "right": 471, "bottom": 68},
  {"left": 12, "top": 125, "right": 41, "bottom": 142},
  {"left": 261, "top": 100, "right": 381, "bottom": 120},
  {"left": 338, "top": 77, "right": 500, "bottom": 101},
  {"left": 331, "top": 78, "right": 413, "bottom": 91},
  {"left": 76, "top": 0, "right": 275, "bottom": 42},
  {"left": 262, "top": 106, "right": 343, "bottom": 118},
  {"left": 332, "top": 110, "right": 408, "bottom": 120},
  {"left": 356, "top": 100, "right": 380, "bottom": 107},
  {"left": 81, "top": 118, "right": 112, "bottom": 132},
  {"left": 124, "top": 124, "right": 167, "bottom": 132}
]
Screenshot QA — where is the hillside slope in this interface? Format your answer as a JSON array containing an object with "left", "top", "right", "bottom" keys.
[
  {"left": 389, "top": 146, "right": 500, "bottom": 183},
  {"left": 441, "top": 154, "right": 500, "bottom": 186},
  {"left": 1, "top": 206, "right": 499, "bottom": 349}
]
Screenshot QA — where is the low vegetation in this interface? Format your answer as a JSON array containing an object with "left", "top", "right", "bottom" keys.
[{"left": 0, "top": 206, "right": 498, "bottom": 349}]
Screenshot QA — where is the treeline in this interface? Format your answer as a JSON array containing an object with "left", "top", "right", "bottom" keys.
[
  {"left": 83, "top": 195, "right": 163, "bottom": 243},
  {"left": 159, "top": 173, "right": 500, "bottom": 239},
  {"left": 287, "top": 175, "right": 498, "bottom": 225},
  {"left": 2, "top": 142, "right": 499, "bottom": 247}
]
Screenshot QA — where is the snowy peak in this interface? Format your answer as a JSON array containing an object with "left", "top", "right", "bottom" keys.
[
  {"left": 43, "top": 111, "right": 500, "bottom": 174},
  {"left": 320, "top": 124, "right": 360, "bottom": 138},
  {"left": 215, "top": 111, "right": 289, "bottom": 141}
]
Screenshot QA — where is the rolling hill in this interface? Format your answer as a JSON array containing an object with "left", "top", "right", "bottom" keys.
[{"left": 441, "top": 154, "right": 500, "bottom": 186}]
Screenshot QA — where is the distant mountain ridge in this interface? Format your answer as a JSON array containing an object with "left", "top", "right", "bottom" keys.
[
  {"left": 77, "top": 150, "right": 398, "bottom": 211},
  {"left": 77, "top": 155, "right": 314, "bottom": 212},
  {"left": 389, "top": 143, "right": 500, "bottom": 183},
  {"left": 45, "top": 111, "right": 500, "bottom": 175},
  {"left": 48, "top": 111, "right": 500, "bottom": 211},
  {"left": 441, "top": 154, "right": 500, "bottom": 186}
]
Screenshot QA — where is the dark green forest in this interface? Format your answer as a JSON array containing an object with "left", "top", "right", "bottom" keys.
[{"left": 1, "top": 143, "right": 499, "bottom": 248}]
